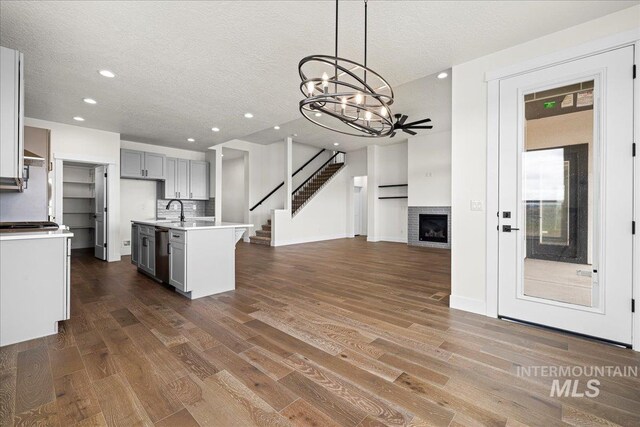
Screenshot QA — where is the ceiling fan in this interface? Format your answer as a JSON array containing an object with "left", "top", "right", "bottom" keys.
[{"left": 390, "top": 114, "right": 433, "bottom": 137}]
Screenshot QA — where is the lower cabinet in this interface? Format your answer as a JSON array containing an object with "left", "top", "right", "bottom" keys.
[
  {"left": 169, "top": 241, "right": 186, "bottom": 291},
  {"left": 131, "top": 224, "right": 139, "bottom": 265},
  {"left": 138, "top": 229, "right": 155, "bottom": 276}
]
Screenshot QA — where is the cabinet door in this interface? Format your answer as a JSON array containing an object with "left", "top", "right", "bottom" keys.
[
  {"left": 144, "top": 152, "right": 166, "bottom": 180},
  {"left": 168, "top": 241, "right": 187, "bottom": 291},
  {"left": 131, "top": 225, "right": 139, "bottom": 265},
  {"left": 176, "top": 159, "right": 189, "bottom": 199},
  {"left": 139, "top": 233, "right": 149, "bottom": 271},
  {"left": 121, "top": 150, "right": 144, "bottom": 178},
  {"left": 164, "top": 158, "right": 177, "bottom": 199},
  {"left": 189, "top": 161, "right": 209, "bottom": 200},
  {"left": 0, "top": 47, "right": 23, "bottom": 180}
]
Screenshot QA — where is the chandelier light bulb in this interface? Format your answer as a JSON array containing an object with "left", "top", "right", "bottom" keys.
[
  {"left": 341, "top": 97, "right": 347, "bottom": 110},
  {"left": 355, "top": 93, "right": 363, "bottom": 105},
  {"left": 306, "top": 82, "right": 315, "bottom": 96},
  {"left": 321, "top": 72, "right": 329, "bottom": 89},
  {"left": 365, "top": 111, "right": 372, "bottom": 121}
]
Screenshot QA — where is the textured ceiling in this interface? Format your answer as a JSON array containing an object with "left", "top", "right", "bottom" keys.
[{"left": 1, "top": 1, "right": 637, "bottom": 152}]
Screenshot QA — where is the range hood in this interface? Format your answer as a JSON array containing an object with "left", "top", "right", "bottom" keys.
[{"left": 0, "top": 149, "right": 46, "bottom": 192}]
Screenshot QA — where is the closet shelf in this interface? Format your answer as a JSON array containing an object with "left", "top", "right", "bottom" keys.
[{"left": 378, "top": 184, "right": 408, "bottom": 188}]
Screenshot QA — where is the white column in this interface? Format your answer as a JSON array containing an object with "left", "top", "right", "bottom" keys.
[
  {"left": 284, "top": 137, "right": 293, "bottom": 212},
  {"left": 367, "top": 145, "right": 378, "bottom": 242},
  {"left": 214, "top": 147, "right": 223, "bottom": 225}
]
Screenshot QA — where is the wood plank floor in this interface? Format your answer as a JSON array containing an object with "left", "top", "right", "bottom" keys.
[{"left": 1, "top": 237, "right": 639, "bottom": 426}]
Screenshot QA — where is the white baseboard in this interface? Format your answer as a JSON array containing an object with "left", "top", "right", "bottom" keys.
[
  {"left": 449, "top": 294, "right": 486, "bottom": 315},
  {"left": 272, "top": 233, "right": 348, "bottom": 247},
  {"left": 378, "top": 236, "right": 408, "bottom": 244}
]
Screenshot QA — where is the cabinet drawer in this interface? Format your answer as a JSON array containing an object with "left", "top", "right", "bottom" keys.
[
  {"left": 169, "top": 230, "right": 185, "bottom": 243},
  {"left": 138, "top": 225, "right": 153, "bottom": 235}
]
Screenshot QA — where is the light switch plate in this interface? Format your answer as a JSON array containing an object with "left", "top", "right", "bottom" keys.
[{"left": 470, "top": 200, "right": 483, "bottom": 211}]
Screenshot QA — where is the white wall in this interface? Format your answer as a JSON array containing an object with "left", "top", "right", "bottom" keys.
[
  {"left": 450, "top": 6, "right": 640, "bottom": 313},
  {"left": 25, "top": 117, "right": 122, "bottom": 262},
  {"left": 119, "top": 140, "right": 206, "bottom": 255},
  {"left": 221, "top": 156, "right": 245, "bottom": 223},
  {"left": 354, "top": 176, "right": 368, "bottom": 235},
  {"left": 408, "top": 130, "right": 451, "bottom": 206},
  {"left": 373, "top": 142, "right": 408, "bottom": 243},
  {"left": 272, "top": 166, "right": 350, "bottom": 246}
]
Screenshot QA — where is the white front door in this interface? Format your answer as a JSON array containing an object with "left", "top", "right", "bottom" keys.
[
  {"left": 94, "top": 165, "right": 107, "bottom": 260},
  {"left": 498, "top": 46, "right": 634, "bottom": 345}
]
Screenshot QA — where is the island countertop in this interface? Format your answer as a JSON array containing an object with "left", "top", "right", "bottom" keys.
[
  {"left": 131, "top": 219, "right": 253, "bottom": 231},
  {"left": 0, "top": 229, "right": 74, "bottom": 241}
]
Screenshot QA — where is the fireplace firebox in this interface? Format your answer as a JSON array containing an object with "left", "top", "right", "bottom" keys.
[{"left": 419, "top": 214, "right": 448, "bottom": 243}]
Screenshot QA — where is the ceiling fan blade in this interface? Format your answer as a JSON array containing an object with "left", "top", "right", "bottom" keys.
[
  {"left": 389, "top": 132, "right": 396, "bottom": 138},
  {"left": 403, "top": 129, "right": 417, "bottom": 136},
  {"left": 396, "top": 115, "right": 408, "bottom": 126},
  {"left": 409, "top": 125, "right": 433, "bottom": 129},
  {"left": 404, "top": 118, "right": 431, "bottom": 127}
]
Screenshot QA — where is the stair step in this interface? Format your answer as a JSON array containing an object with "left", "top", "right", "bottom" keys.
[
  {"left": 256, "top": 229, "right": 271, "bottom": 237},
  {"left": 249, "top": 235, "right": 271, "bottom": 246},
  {"left": 262, "top": 224, "right": 271, "bottom": 231},
  {"left": 267, "top": 219, "right": 271, "bottom": 225}
]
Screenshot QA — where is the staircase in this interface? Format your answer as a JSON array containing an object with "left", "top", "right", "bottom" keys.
[
  {"left": 249, "top": 219, "right": 271, "bottom": 246},
  {"left": 249, "top": 151, "right": 345, "bottom": 246},
  {"left": 292, "top": 161, "right": 344, "bottom": 214}
]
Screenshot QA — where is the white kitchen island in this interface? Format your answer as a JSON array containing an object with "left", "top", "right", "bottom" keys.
[
  {"left": 0, "top": 230, "right": 73, "bottom": 346},
  {"left": 131, "top": 220, "right": 252, "bottom": 299}
]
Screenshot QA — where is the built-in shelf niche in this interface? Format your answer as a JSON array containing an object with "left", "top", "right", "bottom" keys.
[{"left": 378, "top": 183, "right": 408, "bottom": 200}]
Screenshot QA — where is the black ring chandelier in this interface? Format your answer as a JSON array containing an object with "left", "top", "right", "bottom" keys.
[{"left": 298, "top": 0, "right": 395, "bottom": 138}]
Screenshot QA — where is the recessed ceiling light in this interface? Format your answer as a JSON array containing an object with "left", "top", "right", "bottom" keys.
[
  {"left": 83, "top": 98, "right": 97, "bottom": 104},
  {"left": 437, "top": 72, "right": 448, "bottom": 79},
  {"left": 293, "top": 134, "right": 298, "bottom": 137},
  {"left": 211, "top": 127, "right": 220, "bottom": 132},
  {"left": 333, "top": 142, "right": 339, "bottom": 146},
  {"left": 73, "top": 116, "right": 85, "bottom": 122},
  {"left": 98, "top": 70, "right": 116, "bottom": 78},
  {"left": 187, "top": 138, "right": 195, "bottom": 142},
  {"left": 244, "top": 113, "right": 253, "bottom": 118},
  {"left": 273, "top": 125, "right": 280, "bottom": 130},
  {"left": 221, "top": 154, "right": 224, "bottom": 157},
  {"left": 315, "top": 112, "right": 322, "bottom": 117}
]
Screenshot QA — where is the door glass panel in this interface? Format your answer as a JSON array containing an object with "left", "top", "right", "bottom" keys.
[{"left": 522, "top": 80, "right": 596, "bottom": 307}]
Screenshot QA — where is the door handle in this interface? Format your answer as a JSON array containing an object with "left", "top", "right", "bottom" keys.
[{"left": 502, "top": 225, "right": 520, "bottom": 232}]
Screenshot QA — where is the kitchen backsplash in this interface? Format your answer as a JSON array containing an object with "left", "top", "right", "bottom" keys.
[{"left": 156, "top": 198, "right": 215, "bottom": 219}]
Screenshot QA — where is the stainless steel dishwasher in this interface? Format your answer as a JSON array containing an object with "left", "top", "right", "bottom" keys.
[{"left": 155, "top": 227, "right": 170, "bottom": 283}]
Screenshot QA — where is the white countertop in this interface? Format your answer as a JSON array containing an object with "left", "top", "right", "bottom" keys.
[
  {"left": 132, "top": 219, "right": 252, "bottom": 231},
  {"left": 0, "top": 229, "right": 74, "bottom": 241}
]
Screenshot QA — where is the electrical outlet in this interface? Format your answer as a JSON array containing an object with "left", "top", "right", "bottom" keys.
[
  {"left": 192, "top": 205, "right": 197, "bottom": 210},
  {"left": 470, "top": 200, "right": 483, "bottom": 211},
  {"left": 123, "top": 240, "right": 130, "bottom": 247},
  {"left": 425, "top": 172, "right": 433, "bottom": 177}
]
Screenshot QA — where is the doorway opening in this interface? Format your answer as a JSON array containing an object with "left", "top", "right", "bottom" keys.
[
  {"left": 354, "top": 176, "right": 367, "bottom": 236},
  {"left": 60, "top": 161, "right": 108, "bottom": 261}
]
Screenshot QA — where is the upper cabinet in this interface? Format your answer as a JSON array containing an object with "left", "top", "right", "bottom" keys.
[
  {"left": 120, "top": 149, "right": 166, "bottom": 180},
  {"left": 163, "top": 158, "right": 209, "bottom": 200},
  {"left": 0, "top": 46, "right": 24, "bottom": 182},
  {"left": 189, "top": 161, "right": 209, "bottom": 200}
]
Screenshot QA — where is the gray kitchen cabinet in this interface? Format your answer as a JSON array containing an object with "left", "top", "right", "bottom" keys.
[
  {"left": 120, "top": 149, "right": 144, "bottom": 178},
  {"left": 144, "top": 152, "right": 165, "bottom": 179},
  {"left": 163, "top": 157, "right": 178, "bottom": 198},
  {"left": 131, "top": 224, "right": 139, "bottom": 265},
  {"left": 176, "top": 159, "right": 189, "bottom": 199},
  {"left": 0, "top": 46, "right": 24, "bottom": 181},
  {"left": 139, "top": 230, "right": 155, "bottom": 275},
  {"left": 169, "top": 240, "right": 186, "bottom": 291},
  {"left": 120, "top": 149, "right": 166, "bottom": 180},
  {"left": 189, "top": 160, "right": 209, "bottom": 200}
]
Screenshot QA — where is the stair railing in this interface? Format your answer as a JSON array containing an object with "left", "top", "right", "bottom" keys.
[
  {"left": 249, "top": 149, "right": 327, "bottom": 211},
  {"left": 291, "top": 151, "right": 345, "bottom": 205}
]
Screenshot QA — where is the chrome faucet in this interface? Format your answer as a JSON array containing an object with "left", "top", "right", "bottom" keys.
[{"left": 166, "top": 199, "right": 185, "bottom": 222}]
